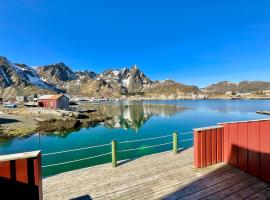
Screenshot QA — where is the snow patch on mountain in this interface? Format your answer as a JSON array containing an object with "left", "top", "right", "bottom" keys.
[{"left": 0, "top": 68, "right": 11, "bottom": 84}]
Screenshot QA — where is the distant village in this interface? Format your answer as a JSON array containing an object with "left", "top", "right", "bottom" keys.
[
  {"left": 1, "top": 89, "right": 270, "bottom": 111},
  {"left": 0, "top": 92, "right": 208, "bottom": 110},
  {"left": 0, "top": 94, "right": 117, "bottom": 110},
  {"left": 1, "top": 94, "right": 70, "bottom": 110}
]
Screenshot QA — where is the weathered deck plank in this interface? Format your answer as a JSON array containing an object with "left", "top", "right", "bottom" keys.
[
  {"left": 43, "top": 148, "right": 270, "bottom": 200},
  {"left": 247, "top": 188, "right": 270, "bottom": 200},
  {"left": 224, "top": 182, "right": 270, "bottom": 200}
]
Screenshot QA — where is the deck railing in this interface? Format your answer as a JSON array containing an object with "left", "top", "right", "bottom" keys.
[{"left": 41, "top": 131, "right": 193, "bottom": 169}]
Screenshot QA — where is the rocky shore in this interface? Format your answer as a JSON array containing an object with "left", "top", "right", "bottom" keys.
[{"left": 0, "top": 107, "right": 110, "bottom": 137}]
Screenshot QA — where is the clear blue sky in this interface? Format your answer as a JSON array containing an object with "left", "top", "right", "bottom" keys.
[{"left": 1, "top": 0, "right": 270, "bottom": 87}]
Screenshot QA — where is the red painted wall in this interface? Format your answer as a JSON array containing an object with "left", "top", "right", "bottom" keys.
[
  {"left": 38, "top": 96, "right": 69, "bottom": 109},
  {"left": 194, "top": 126, "right": 223, "bottom": 168},
  {"left": 0, "top": 152, "right": 43, "bottom": 199},
  {"left": 194, "top": 119, "right": 270, "bottom": 183},
  {"left": 38, "top": 99, "right": 57, "bottom": 109}
]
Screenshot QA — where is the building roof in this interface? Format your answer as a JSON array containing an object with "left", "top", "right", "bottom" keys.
[{"left": 38, "top": 94, "right": 66, "bottom": 100}]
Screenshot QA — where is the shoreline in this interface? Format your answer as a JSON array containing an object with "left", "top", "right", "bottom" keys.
[
  {"left": 0, "top": 107, "right": 110, "bottom": 138},
  {"left": 85, "top": 96, "right": 270, "bottom": 101}
]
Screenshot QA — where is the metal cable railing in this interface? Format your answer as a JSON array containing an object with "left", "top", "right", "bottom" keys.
[
  {"left": 43, "top": 143, "right": 111, "bottom": 156},
  {"left": 118, "top": 142, "right": 173, "bottom": 153},
  {"left": 181, "top": 138, "right": 194, "bottom": 142},
  {"left": 118, "top": 134, "right": 172, "bottom": 144},
  {"left": 41, "top": 131, "right": 194, "bottom": 168},
  {"left": 179, "top": 131, "right": 193, "bottom": 135},
  {"left": 42, "top": 152, "right": 111, "bottom": 168}
]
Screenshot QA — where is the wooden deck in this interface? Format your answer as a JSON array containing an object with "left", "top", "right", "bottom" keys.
[{"left": 43, "top": 148, "right": 270, "bottom": 200}]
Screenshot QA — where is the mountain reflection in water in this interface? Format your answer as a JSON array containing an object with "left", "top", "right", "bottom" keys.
[{"left": 90, "top": 101, "right": 187, "bottom": 131}]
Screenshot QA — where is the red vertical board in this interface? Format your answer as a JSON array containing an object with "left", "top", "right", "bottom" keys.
[
  {"left": 200, "top": 130, "right": 206, "bottom": 167},
  {"left": 228, "top": 123, "right": 238, "bottom": 167},
  {"left": 259, "top": 120, "right": 270, "bottom": 182},
  {"left": 0, "top": 161, "right": 11, "bottom": 179},
  {"left": 194, "top": 130, "right": 201, "bottom": 168},
  {"left": 237, "top": 122, "right": 248, "bottom": 172},
  {"left": 211, "top": 128, "right": 217, "bottom": 164},
  {"left": 206, "top": 129, "right": 212, "bottom": 166},
  {"left": 16, "top": 159, "right": 28, "bottom": 184},
  {"left": 247, "top": 121, "right": 260, "bottom": 177},
  {"left": 223, "top": 124, "right": 229, "bottom": 163},
  {"left": 34, "top": 157, "right": 39, "bottom": 185},
  {"left": 34, "top": 153, "right": 43, "bottom": 200},
  {"left": 217, "top": 127, "right": 223, "bottom": 163}
]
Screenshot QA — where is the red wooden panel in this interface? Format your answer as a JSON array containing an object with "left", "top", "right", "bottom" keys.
[
  {"left": 0, "top": 161, "right": 11, "bottom": 179},
  {"left": 194, "top": 119, "right": 270, "bottom": 183},
  {"left": 247, "top": 121, "right": 260, "bottom": 177},
  {"left": 15, "top": 159, "right": 28, "bottom": 184},
  {"left": 237, "top": 122, "right": 248, "bottom": 172},
  {"left": 211, "top": 128, "right": 217, "bottom": 164},
  {"left": 206, "top": 129, "right": 212, "bottom": 166},
  {"left": 34, "top": 158, "right": 39, "bottom": 185},
  {"left": 217, "top": 127, "right": 223, "bottom": 163},
  {"left": 194, "top": 130, "right": 201, "bottom": 168},
  {"left": 200, "top": 130, "right": 206, "bottom": 167},
  {"left": 223, "top": 123, "right": 229, "bottom": 163},
  {"left": 259, "top": 120, "right": 270, "bottom": 182},
  {"left": 34, "top": 153, "right": 43, "bottom": 200},
  {"left": 228, "top": 123, "right": 238, "bottom": 167}
]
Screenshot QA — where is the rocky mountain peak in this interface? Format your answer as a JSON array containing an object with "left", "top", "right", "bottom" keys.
[
  {"left": 130, "top": 64, "right": 139, "bottom": 71},
  {"left": 98, "top": 65, "right": 152, "bottom": 93},
  {"left": 75, "top": 70, "right": 98, "bottom": 79},
  {"left": 0, "top": 56, "right": 8, "bottom": 62},
  {"left": 36, "top": 62, "right": 77, "bottom": 83}
]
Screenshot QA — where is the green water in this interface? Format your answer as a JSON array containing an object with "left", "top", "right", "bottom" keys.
[{"left": 0, "top": 100, "right": 269, "bottom": 176}]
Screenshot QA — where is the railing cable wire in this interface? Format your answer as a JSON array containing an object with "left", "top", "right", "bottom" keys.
[
  {"left": 42, "top": 152, "right": 111, "bottom": 168},
  {"left": 118, "top": 134, "right": 172, "bottom": 144},
  {"left": 118, "top": 142, "right": 173, "bottom": 153},
  {"left": 179, "top": 131, "right": 193, "bottom": 135},
  {"left": 43, "top": 143, "right": 111, "bottom": 156},
  {"left": 181, "top": 138, "right": 194, "bottom": 142}
]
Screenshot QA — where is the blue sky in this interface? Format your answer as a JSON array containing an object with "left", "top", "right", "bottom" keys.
[{"left": 0, "top": 0, "right": 270, "bottom": 87}]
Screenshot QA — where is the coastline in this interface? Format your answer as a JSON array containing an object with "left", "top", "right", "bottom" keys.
[
  {"left": 106, "top": 96, "right": 270, "bottom": 101},
  {"left": 0, "top": 107, "right": 110, "bottom": 138}
]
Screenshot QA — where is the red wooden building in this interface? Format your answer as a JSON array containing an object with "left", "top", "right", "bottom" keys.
[{"left": 37, "top": 94, "right": 69, "bottom": 110}]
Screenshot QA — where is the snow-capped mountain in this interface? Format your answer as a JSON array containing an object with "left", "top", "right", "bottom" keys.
[
  {"left": 98, "top": 65, "right": 152, "bottom": 93},
  {"left": 0, "top": 56, "right": 200, "bottom": 98},
  {"left": 0, "top": 56, "right": 61, "bottom": 98},
  {"left": 204, "top": 81, "right": 270, "bottom": 93},
  {"left": 14, "top": 63, "right": 58, "bottom": 90}
]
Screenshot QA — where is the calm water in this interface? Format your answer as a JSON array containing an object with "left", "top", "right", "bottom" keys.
[{"left": 0, "top": 100, "right": 269, "bottom": 176}]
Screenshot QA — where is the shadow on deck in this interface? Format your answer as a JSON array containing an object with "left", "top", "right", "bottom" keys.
[{"left": 162, "top": 165, "right": 270, "bottom": 200}]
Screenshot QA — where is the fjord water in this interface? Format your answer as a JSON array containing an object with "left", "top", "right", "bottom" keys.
[{"left": 0, "top": 100, "right": 269, "bottom": 176}]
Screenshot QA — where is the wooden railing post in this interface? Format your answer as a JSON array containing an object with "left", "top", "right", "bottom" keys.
[
  {"left": 112, "top": 140, "right": 117, "bottom": 168},
  {"left": 173, "top": 131, "right": 178, "bottom": 154}
]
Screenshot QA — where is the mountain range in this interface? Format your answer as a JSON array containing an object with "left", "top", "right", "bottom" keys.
[
  {"left": 0, "top": 56, "right": 269, "bottom": 99},
  {"left": 204, "top": 81, "right": 270, "bottom": 94}
]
